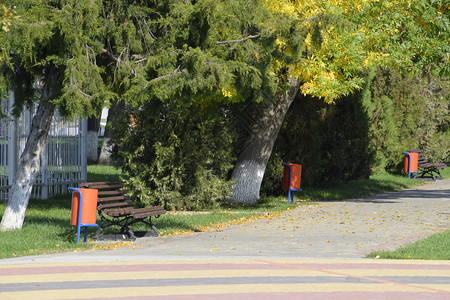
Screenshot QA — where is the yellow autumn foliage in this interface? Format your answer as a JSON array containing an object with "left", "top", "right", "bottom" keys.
[{"left": 261, "top": 0, "right": 420, "bottom": 102}]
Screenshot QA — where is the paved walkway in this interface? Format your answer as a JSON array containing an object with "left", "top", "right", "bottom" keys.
[{"left": 0, "top": 179, "right": 449, "bottom": 299}]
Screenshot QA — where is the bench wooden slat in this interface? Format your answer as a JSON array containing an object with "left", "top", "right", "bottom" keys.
[
  {"left": 82, "top": 181, "right": 122, "bottom": 186},
  {"left": 98, "top": 201, "right": 133, "bottom": 210},
  {"left": 85, "top": 184, "right": 124, "bottom": 190},
  {"left": 80, "top": 181, "right": 166, "bottom": 239},
  {"left": 132, "top": 207, "right": 166, "bottom": 219},
  {"left": 104, "top": 208, "right": 133, "bottom": 217},
  {"left": 98, "top": 190, "right": 128, "bottom": 197},
  {"left": 97, "top": 195, "right": 130, "bottom": 203}
]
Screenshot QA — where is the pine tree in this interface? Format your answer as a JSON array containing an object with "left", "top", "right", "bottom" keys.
[{"left": 0, "top": 0, "right": 109, "bottom": 230}]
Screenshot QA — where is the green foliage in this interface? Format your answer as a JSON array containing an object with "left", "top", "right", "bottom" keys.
[
  {"left": 3, "top": 0, "right": 447, "bottom": 205},
  {"left": 115, "top": 100, "right": 236, "bottom": 211},
  {"left": 365, "top": 68, "right": 449, "bottom": 172},
  {"left": 1, "top": 0, "right": 109, "bottom": 118},
  {"left": 263, "top": 65, "right": 448, "bottom": 193},
  {"left": 101, "top": 0, "right": 280, "bottom": 107}
]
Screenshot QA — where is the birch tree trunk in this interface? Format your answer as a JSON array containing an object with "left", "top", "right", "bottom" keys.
[
  {"left": 86, "top": 117, "right": 100, "bottom": 163},
  {"left": 0, "top": 102, "right": 56, "bottom": 230},
  {"left": 229, "top": 77, "right": 300, "bottom": 204},
  {"left": 98, "top": 101, "right": 123, "bottom": 165},
  {"left": 0, "top": 66, "right": 59, "bottom": 231},
  {"left": 98, "top": 115, "right": 114, "bottom": 165}
]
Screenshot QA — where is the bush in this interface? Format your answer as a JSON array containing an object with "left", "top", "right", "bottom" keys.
[
  {"left": 365, "top": 68, "right": 449, "bottom": 171},
  {"left": 114, "top": 100, "right": 236, "bottom": 211}
]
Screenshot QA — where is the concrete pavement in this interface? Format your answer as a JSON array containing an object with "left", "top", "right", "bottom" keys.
[{"left": 0, "top": 179, "right": 449, "bottom": 299}]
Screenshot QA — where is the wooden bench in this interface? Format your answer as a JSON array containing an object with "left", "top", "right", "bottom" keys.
[
  {"left": 409, "top": 149, "right": 447, "bottom": 180},
  {"left": 79, "top": 181, "right": 166, "bottom": 240}
]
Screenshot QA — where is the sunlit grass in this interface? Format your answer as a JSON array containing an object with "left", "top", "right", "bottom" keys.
[
  {"left": 367, "top": 230, "right": 450, "bottom": 260},
  {"left": 299, "top": 172, "right": 426, "bottom": 201},
  {"left": 86, "top": 164, "right": 122, "bottom": 182}
]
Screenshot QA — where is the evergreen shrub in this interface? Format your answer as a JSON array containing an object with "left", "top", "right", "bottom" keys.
[
  {"left": 365, "top": 68, "right": 449, "bottom": 172},
  {"left": 114, "top": 100, "right": 236, "bottom": 211}
]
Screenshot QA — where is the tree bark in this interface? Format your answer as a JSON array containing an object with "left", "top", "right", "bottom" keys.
[
  {"left": 86, "top": 117, "right": 100, "bottom": 163},
  {"left": 0, "top": 66, "right": 59, "bottom": 231},
  {"left": 229, "top": 77, "right": 300, "bottom": 204},
  {"left": 98, "top": 101, "right": 123, "bottom": 165},
  {"left": 0, "top": 101, "right": 56, "bottom": 230}
]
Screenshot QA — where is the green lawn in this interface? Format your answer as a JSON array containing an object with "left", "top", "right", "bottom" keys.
[
  {"left": 299, "top": 171, "right": 426, "bottom": 201},
  {"left": 367, "top": 230, "right": 450, "bottom": 260},
  {"left": 0, "top": 165, "right": 448, "bottom": 259},
  {"left": 0, "top": 195, "right": 298, "bottom": 259}
]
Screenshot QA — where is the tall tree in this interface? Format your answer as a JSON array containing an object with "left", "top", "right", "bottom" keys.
[
  {"left": 229, "top": 0, "right": 449, "bottom": 203},
  {"left": 97, "top": 0, "right": 280, "bottom": 207},
  {"left": 0, "top": 0, "right": 109, "bottom": 231},
  {"left": 103, "top": 0, "right": 448, "bottom": 205}
]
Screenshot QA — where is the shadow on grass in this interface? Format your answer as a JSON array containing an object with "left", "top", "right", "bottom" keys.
[{"left": 22, "top": 214, "right": 78, "bottom": 243}]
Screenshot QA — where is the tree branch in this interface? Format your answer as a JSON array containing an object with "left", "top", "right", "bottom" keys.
[
  {"left": 79, "top": 89, "right": 92, "bottom": 99},
  {"left": 142, "top": 66, "right": 185, "bottom": 89},
  {"left": 151, "top": 66, "right": 184, "bottom": 82},
  {"left": 216, "top": 34, "right": 261, "bottom": 45},
  {"left": 102, "top": 48, "right": 121, "bottom": 63}
]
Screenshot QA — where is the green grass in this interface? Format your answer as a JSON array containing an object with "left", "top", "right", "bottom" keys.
[
  {"left": 0, "top": 195, "right": 298, "bottom": 259},
  {"left": 297, "top": 172, "right": 423, "bottom": 201},
  {"left": 0, "top": 196, "right": 93, "bottom": 258},
  {"left": 87, "top": 164, "right": 122, "bottom": 182},
  {"left": 367, "top": 230, "right": 450, "bottom": 260},
  {"left": 299, "top": 167, "right": 450, "bottom": 201},
  {"left": 0, "top": 165, "right": 448, "bottom": 259}
]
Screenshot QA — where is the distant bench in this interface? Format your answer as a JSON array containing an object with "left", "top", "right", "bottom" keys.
[
  {"left": 80, "top": 181, "right": 166, "bottom": 240},
  {"left": 409, "top": 149, "right": 447, "bottom": 180}
]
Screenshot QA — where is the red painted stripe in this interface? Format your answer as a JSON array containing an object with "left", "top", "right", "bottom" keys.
[
  {"left": 89, "top": 292, "right": 450, "bottom": 300},
  {"left": 0, "top": 263, "right": 293, "bottom": 276},
  {"left": 1, "top": 261, "right": 449, "bottom": 276}
]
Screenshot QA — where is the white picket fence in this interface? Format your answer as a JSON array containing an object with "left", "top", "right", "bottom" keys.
[{"left": 0, "top": 92, "right": 87, "bottom": 200}]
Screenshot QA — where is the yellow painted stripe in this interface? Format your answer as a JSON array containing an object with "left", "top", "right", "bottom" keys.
[
  {"left": 1, "top": 283, "right": 444, "bottom": 299},
  {"left": 418, "top": 284, "right": 450, "bottom": 292},
  {"left": 330, "top": 269, "right": 450, "bottom": 277},
  {"left": 1, "top": 258, "right": 449, "bottom": 269},
  {"left": 2, "top": 269, "right": 449, "bottom": 284},
  {"left": 275, "top": 259, "right": 450, "bottom": 266}
]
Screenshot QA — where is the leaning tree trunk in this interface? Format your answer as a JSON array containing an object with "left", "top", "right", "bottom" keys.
[
  {"left": 229, "top": 77, "right": 300, "bottom": 204},
  {"left": 0, "top": 66, "right": 60, "bottom": 231},
  {"left": 0, "top": 102, "right": 56, "bottom": 231}
]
